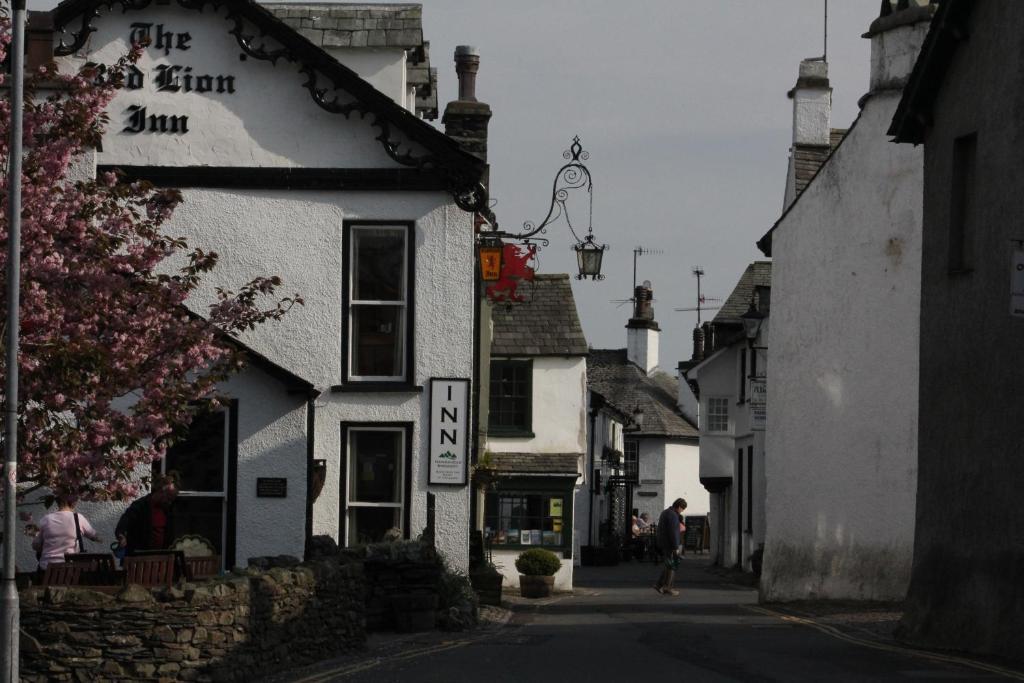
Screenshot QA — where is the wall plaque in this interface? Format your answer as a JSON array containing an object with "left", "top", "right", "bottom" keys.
[{"left": 256, "top": 477, "right": 287, "bottom": 498}]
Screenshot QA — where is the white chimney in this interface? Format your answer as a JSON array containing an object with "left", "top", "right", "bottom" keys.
[
  {"left": 783, "top": 58, "right": 831, "bottom": 209},
  {"left": 626, "top": 280, "right": 659, "bottom": 374},
  {"left": 865, "top": 1, "right": 936, "bottom": 94}
]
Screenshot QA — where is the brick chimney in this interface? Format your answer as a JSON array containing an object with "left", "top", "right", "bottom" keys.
[
  {"left": 626, "top": 280, "right": 659, "bottom": 374},
  {"left": 783, "top": 57, "right": 832, "bottom": 209},
  {"left": 864, "top": 1, "right": 936, "bottom": 94},
  {"left": 443, "top": 46, "right": 491, "bottom": 162}
]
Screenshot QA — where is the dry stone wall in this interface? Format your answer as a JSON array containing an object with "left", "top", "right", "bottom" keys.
[{"left": 19, "top": 561, "right": 365, "bottom": 682}]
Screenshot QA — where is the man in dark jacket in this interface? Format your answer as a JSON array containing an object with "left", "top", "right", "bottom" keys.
[
  {"left": 654, "top": 498, "right": 687, "bottom": 596},
  {"left": 115, "top": 471, "right": 180, "bottom": 557}
]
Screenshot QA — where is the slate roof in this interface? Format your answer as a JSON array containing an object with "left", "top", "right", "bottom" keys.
[
  {"left": 490, "top": 275, "right": 589, "bottom": 357},
  {"left": 587, "top": 350, "right": 699, "bottom": 440},
  {"left": 713, "top": 261, "right": 772, "bottom": 325},
  {"left": 489, "top": 452, "right": 580, "bottom": 476},
  {"left": 791, "top": 129, "right": 848, "bottom": 197},
  {"left": 267, "top": 3, "right": 438, "bottom": 119}
]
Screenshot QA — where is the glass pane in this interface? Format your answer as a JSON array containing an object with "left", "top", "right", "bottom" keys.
[
  {"left": 348, "top": 507, "right": 400, "bottom": 546},
  {"left": 165, "top": 410, "right": 225, "bottom": 492},
  {"left": 349, "top": 430, "right": 402, "bottom": 504},
  {"left": 351, "top": 305, "right": 403, "bottom": 377},
  {"left": 352, "top": 228, "right": 405, "bottom": 302},
  {"left": 171, "top": 496, "right": 224, "bottom": 553}
]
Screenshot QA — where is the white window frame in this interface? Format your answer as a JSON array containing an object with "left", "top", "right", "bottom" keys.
[
  {"left": 156, "top": 405, "right": 229, "bottom": 557},
  {"left": 344, "top": 426, "right": 406, "bottom": 546},
  {"left": 706, "top": 397, "right": 730, "bottom": 433},
  {"left": 346, "top": 224, "right": 410, "bottom": 382}
]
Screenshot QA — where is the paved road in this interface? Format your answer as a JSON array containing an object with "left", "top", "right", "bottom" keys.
[{"left": 282, "top": 558, "right": 1020, "bottom": 682}]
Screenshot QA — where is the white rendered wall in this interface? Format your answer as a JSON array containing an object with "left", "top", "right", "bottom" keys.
[
  {"left": 485, "top": 356, "right": 587, "bottom": 455},
  {"left": 491, "top": 537, "right": 574, "bottom": 593},
  {"left": 763, "top": 90, "right": 921, "bottom": 601},
  {"left": 626, "top": 327, "right": 659, "bottom": 374},
  {"left": 63, "top": 5, "right": 422, "bottom": 168},
  {"left": 325, "top": 47, "right": 407, "bottom": 108},
  {"left": 13, "top": 364, "right": 306, "bottom": 570},
  {"left": 663, "top": 441, "right": 706, "bottom": 516}
]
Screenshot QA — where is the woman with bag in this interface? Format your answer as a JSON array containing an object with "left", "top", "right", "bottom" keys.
[{"left": 31, "top": 497, "right": 101, "bottom": 570}]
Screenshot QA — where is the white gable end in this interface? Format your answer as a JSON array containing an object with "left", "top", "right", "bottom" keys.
[{"left": 60, "top": 4, "right": 429, "bottom": 168}]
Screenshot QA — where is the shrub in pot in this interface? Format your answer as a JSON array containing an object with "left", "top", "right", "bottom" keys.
[{"left": 515, "top": 548, "right": 561, "bottom": 598}]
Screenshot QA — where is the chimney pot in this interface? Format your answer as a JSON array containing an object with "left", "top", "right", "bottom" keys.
[{"left": 454, "top": 45, "right": 480, "bottom": 102}]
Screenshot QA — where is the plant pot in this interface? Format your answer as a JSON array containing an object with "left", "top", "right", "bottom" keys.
[
  {"left": 518, "top": 574, "right": 554, "bottom": 599},
  {"left": 470, "top": 570, "right": 504, "bottom": 606}
]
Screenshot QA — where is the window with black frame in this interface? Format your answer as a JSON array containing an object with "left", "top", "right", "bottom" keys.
[
  {"left": 488, "top": 360, "right": 532, "bottom": 434},
  {"left": 483, "top": 493, "right": 566, "bottom": 548},
  {"left": 346, "top": 224, "right": 410, "bottom": 381}
]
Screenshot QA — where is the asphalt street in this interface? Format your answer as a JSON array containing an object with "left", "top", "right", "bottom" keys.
[{"left": 278, "top": 558, "right": 1023, "bottom": 683}]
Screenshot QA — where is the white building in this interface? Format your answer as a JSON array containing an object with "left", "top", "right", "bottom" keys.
[
  {"left": 754, "top": 1, "right": 933, "bottom": 601},
  {"left": 586, "top": 282, "right": 705, "bottom": 553},
  {"left": 37, "top": 0, "right": 488, "bottom": 571},
  {"left": 684, "top": 263, "right": 770, "bottom": 571},
  {"left": 479, "top": 274, "right": 588, "bottom": 592}
]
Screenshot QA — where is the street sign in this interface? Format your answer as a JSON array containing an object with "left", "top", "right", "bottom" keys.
[
  {"left": 750, "top": 378, "right": 767, "bottom": 431},
  {"left": 1011, "top": 243, "right": 1024, "bottom": 317}
]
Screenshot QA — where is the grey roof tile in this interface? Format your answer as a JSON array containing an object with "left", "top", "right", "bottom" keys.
[
  {"left": 713, "top": 261, "right": 772, "bottom": 325},
  {"left": 490, "top": 274, "right": 589, "bottom": 357},
  {"left": 588, "top": 350, "right": 698, "bottom": 439},
  {"left": 488, "top": 452, "right": 581, "bottom": 475}
]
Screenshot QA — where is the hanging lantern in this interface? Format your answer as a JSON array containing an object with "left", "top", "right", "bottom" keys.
[
  {"left": 574, "top": 234, "right": 606, "bottom": 281},
  {"left": 478, "top": 236, "right": 503, "bottom": 282}
]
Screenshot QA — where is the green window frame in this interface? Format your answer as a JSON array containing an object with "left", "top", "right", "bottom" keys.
[{"left": 488, "top": 359, "right": 533, "bottom": 436}]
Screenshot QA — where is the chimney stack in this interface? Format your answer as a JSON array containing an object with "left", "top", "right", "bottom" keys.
[
  {"left": 626, "top": 280, "right": 660, "bottom": 374},
  {"left": 783, "top": 57, "right": 832, "bottom": 209},
  {"left": 864, "top": 1, "right": 936, "bottom": 94},
  {"left": 443, "top": 46, "right": 491, "bottom": 162}
]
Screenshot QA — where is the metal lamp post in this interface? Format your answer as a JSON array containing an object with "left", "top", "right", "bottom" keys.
[
  {"left": 477, "top": 136, "right": 607, "bottom": 281},
  {"left": 2, "top": 0, "right": 27, "bottom": 679},
  {"left": 741, "top": 303, "right": 766, "bottom": 345}
]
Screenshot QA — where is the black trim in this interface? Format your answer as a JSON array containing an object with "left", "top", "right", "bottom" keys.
[
  {"left": 303, "top": 397, "right": 315, "bottom": 560},
  {"left": 330, "top": 383, "right": 423, "bottom": 394},
  {"left": 340, "top": 221, "right": 416, "bottom": 387},
  {"left": 736, "top": 447, "right": 743, "bottom": 569},
  {"left": 746, "top": 445, "right": 753, "bottom": 534},
  {"left": 488, "top": 477, "right": 576, "bottom": 560},
  {"left": 98, "top": 165, "right": 450, "bottom": 192},
  {"left": 487, "top": 359, "right": 533, "bottom": 434},
  {"left": 225, "top": 398, "right": 239, "bottom": 570},
  {"left": 427, "top": 377, "right": 471, "bottom": 487},
  {"left": 700, "top": 476, "right": 732, "bottom": 494},
  {"left": 338, "top": 422, "right": 414, "bottom": 548},
  {"left": 51, "top": 0, "right": 489, "bottom": 215}
]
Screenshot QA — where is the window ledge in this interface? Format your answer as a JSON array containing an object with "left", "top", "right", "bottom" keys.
[
  {"left": 331, "top": 383, "right": 424, "bottom": 393},
  {"left": 485, "top": 430, "right": 536, "bottom": 439}
]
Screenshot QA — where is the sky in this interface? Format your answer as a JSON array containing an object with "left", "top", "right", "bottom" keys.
[
  {"left": 414, "top": 0, "right": 881, "bottom": 368},
  {"left": 30, "top": 0, "right": 883, "bottom": 370}
]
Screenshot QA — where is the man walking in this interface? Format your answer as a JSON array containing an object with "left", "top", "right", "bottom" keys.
[{"left": 654, "top": 498, "right": 687, "bottom": 596}]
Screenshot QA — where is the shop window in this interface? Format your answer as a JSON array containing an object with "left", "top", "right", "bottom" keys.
[
  {"left": 488, "top": 360, "right": 532, "bottom": 435},
  {"left": 155, "top": 403, "right": 235, "bottom": 566},
  {"left": 343, "top": 426, "right": 410, "bottom": 546},
  {"left": 344, "top": 223, "right": 413, "bottom": 382},
  {"left": 706, "top": 397, "right": 729, "bottom": 432},
  {"left": 484, "top": 493, "right": 567, "bottom": 549}
]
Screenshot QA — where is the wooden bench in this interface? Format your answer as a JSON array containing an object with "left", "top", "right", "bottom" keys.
[
  {"left": 184, "top": 555, "right": 221, "bottom": 581},
  {"left": 42, "top": 563, "right": 82, "bottom": 587},
  {"left": 123, "top": 554, "right": 176, "bottom": 588}
]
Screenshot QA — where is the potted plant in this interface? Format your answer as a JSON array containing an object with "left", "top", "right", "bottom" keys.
[{"left": 515, "top": 548, "right": 561, "bottom": 598}]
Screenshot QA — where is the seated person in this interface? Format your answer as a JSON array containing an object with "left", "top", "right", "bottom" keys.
[{"left": 637, "top": 512, "right": 652, "bottom": 532}]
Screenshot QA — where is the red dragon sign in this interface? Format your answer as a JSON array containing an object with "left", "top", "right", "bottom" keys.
[{"left": 486, "top": 243, "right": 537, "bottom": 303}]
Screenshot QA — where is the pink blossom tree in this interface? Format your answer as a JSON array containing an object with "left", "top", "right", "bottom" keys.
[{"left": 0, "top": 21, "right": 301, "bottom": 503}]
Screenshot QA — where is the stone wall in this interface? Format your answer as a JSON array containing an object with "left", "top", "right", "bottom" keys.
[{"left": 19, "top": 561, "right": 365, "bottom": 682}]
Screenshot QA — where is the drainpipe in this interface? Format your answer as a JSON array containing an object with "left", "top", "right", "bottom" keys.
[{"left": 586, "top": 406, "right": 597, "bottom": 546}]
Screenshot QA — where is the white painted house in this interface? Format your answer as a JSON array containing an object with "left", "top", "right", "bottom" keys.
[
  {"left": 38, "top": 0, "right": 489, "bottom": 571},
  {"left": 755, "top": 1, "right": 933, "bottom": 601},
  {"left": 479, "top": 274, "right": 588, "bottom": 592},
  {"left": 684, "top": 263, "right": 770, "bottom": 571},
  {"left": 587, "top": 282, "right": 705, "bottom": 552}
]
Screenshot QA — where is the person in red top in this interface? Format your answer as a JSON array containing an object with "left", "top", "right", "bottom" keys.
[{"left": 114, "top": 471, "right": 180, "bottom": 558}]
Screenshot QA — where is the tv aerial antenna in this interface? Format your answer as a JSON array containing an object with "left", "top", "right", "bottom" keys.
[
  {"left": 609, "top": 246, "right": 664, "bottom": 308},
  {"left": 674, "top": 266, "right": 721, "bottom": 325}
]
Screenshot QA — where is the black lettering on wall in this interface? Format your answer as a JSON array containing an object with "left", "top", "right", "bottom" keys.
[
  {"left": 216, "top": 75, "right": 235, "bottom": 94},
  {"left": 123, "top": 104, "right": 146, "bottom": 133},
  {"left": 195, "top": 75, "right": 213, "bottom": 93},
  {"left": 154, "top": 64, "right": 181, "bottom": 92},
  {"left": 126, "top": 66, "right": 144, "bottom": 90},
  {"left": 123, "top": 106, "right": 188, "bottom": 135}
]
